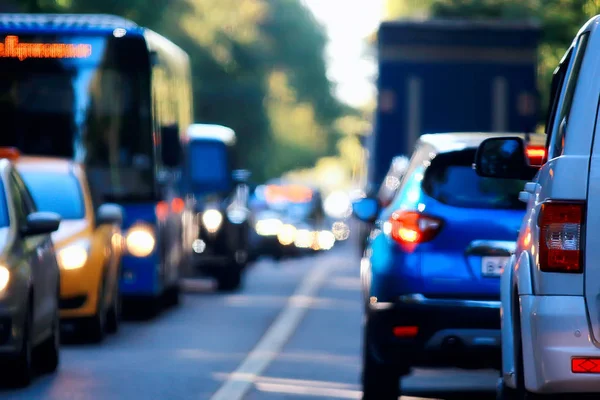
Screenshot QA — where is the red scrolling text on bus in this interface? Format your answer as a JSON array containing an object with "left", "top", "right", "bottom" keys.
[{"left": 0, "top": 35, "right": 92, "bottom": 61}]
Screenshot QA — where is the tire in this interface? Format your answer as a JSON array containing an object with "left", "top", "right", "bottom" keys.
[
  {"left": 164, "top": 284, "right": 180, "bottom": 307},
  {"left": 11, "top": 305, "right": 33, "bottom": 387},
  {"left": 87, "top": 278, "right": 106, "bottom": 343},
  {"left": 361, "top": 323, "right": 401, "bottom": 400},
  {"left": 37, "top": 304, "right": 60, "bottom": 374},
  {"left": 105, "top": 288, "right": 121, "bottom": 334},
  {"left": 511, "top": 291, "right": 546, "bottom": 400},
  {"left": 216, "top": 267, "right": 242, "bottom": 292}
]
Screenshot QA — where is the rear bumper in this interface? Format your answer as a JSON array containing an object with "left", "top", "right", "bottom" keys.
[
  {"left": 520, "top": 295, "right": 600, "bottom": 394},
  {"left": 368, "top": 294, "right": 501, "bottom": 370}
]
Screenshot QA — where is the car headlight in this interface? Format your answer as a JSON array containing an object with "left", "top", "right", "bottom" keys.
[
  {"left": 226, "top": 207, "right": 249, "bottom": 224},
  {"left": 317, "top": 230, "right": 336, "bottom": 250},
  {"left": 125, "top": 225, "right": 156, "bottom": 257},
  {"left": 57, "top": 240, "right": 90, "bottom": 270},
  {"left": 0, "top": 265, "right": 9, "bottom": 292},
  {"left": 202, "top": 209, "right": 223, "bottom": 233},
  {"left": 255, "top": 218, "right": 283, "bottom": 236},
  {"left": 277, "top": 224, "right": 297, "bottom": 245}
]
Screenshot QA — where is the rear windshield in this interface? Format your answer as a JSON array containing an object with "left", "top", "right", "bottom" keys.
[
  {"left": 422, "top": 149, "right": 526, "bottom": 210},
  {"left": 20, "top": 171, "right": 85, "bottom": 219}
]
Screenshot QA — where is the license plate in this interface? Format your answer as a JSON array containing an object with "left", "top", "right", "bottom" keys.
[{"left": 481, "top": 256, "right": 508, "bottom": 277}]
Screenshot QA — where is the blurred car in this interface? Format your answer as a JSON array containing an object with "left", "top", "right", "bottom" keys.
[
  {"left": 14, "top": 154, "right": 124, "bottom": 343},
  {"left": 0, "top": 154, "right": 61, "bottom": 386},
  {"left": 251, "top": 208, "right": 286, "bottom": 259},
  {"left": 353, "top": 132, "right": 544, "bottom": 399},
  {"left": 475, "top": 19, "right": 599, "bottom": 398},
  {"left": 183, "top": 124, "right": 251, "bottom": 291}
]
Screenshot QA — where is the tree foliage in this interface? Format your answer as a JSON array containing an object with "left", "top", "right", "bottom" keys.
[
  {"left": 385, "top": 0, "right": 600, "bottom": 126},
  {"left": 14, "top": 0, "right": 351, "bottom": 182}
]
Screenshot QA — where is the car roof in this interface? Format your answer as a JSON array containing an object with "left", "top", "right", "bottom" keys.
[
  {"left": 186, "top": 124, "right": 236, "bottom": 145},
  {"left": 13, "top": 156, "right": 76, "bottom": 175},
  {"left": 418, "top": 132, "right": 546, "bottom": 154},
  {"left": 0, "top": 14, "right": 143, "bottom": 35}
]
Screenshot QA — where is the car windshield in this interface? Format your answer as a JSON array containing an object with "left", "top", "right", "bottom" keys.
[
  {"left": 20, "top": 171, "right": 85, "bottom": 219},
  {"left": 422, "top": 149, "right": 527, "bottom": 210}
]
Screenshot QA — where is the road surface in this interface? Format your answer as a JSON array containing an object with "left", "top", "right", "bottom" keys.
[{"left": 0, "top": 245, "right": 498, "bottom": 399}]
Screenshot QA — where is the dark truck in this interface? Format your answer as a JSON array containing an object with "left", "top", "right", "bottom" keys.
[
  {"left": 368, "top": 19, "right": 541, "bottom": 189},
  {"left": 182, "top": 123, "right": 251, "bottom": 291}
]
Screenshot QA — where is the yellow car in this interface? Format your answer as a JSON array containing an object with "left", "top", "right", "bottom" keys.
[{"left": 15, "top": 155, "right": 124, "bottom": 343}]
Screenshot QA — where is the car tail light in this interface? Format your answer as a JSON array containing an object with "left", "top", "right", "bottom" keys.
[
  {"left": 389, "top": 211, "right": 443, "bottom": 245},
  {"left": 393, "top": 326, "right": 418, "bottom": 338},
  {"left": 539, "top": 202, "right": 584, "bottom": 273},
  {"left": 526, "top": 146, "right": 546, "bottom": 167}
]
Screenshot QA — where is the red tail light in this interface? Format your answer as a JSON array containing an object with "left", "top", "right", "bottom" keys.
[
  {"left": 389, "top": 211, "right": 443, "bottom": 245},
  {"left": 526, "top": 146, "right": 546, "bottom": 166},
  {"left": 156, "top": 201, "right": 169, "bottom": 221},
  {"left": 539, "top": 202, "right": 584, "bottom": 273}
]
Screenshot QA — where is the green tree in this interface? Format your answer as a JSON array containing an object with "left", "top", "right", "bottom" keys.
[
  {"left": 15, "top": 0, "right": 349, "bottom": 182},
  {"left": 428, "top": 0, "right": 596, "bottom": 126}
]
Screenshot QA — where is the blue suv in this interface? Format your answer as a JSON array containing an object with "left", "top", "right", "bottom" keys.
[{"left": 353, "top": 133, "right": 544, "bottom": 399}]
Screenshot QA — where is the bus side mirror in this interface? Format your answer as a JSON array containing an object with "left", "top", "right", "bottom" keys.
[{"left": 161, "top": 125, "right": 181, "bottom": 168}]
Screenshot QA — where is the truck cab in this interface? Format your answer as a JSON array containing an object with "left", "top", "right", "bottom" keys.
[{"left": 183, "top": 124, "right": 251, "bottom": 291}]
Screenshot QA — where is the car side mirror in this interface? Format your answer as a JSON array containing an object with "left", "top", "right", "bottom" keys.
[
  {"left": 161, "top": 124, "right": 182, "bottom": 168},
  {"left": 22, "top": 212, "right": 61, "bottom": 237},
  {"left": 232, "top": 169, "right": 251, "bottom": 184},
  {"left": 352, "top": 197, "right": 380, "bottom": 223},
  {"left": 474, "top": 137, "right": 539, "bottom": 181},
  {"left": 96, "top": 203, "right": 124, "bottom": 226}
]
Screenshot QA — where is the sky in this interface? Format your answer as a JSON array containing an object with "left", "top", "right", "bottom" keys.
[{"left": 302, "top": 0, "right": 385, "bottom": 108}]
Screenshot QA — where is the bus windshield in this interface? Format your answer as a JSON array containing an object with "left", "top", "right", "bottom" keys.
[{"left": 0, "top": 34, "right": 154, "bottom": 203}]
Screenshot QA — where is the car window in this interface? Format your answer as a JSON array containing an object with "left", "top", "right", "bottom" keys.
[
  {"left": 421, "top": 149, "right": 527, "bottom": 210},
  {"left": 20, "top": 171, "right": 85, "bottom": 219},
  {"left": 0, "top": 179, "right": 9, "bottom": 228},
  {"left": 547, "top": 33, "right": 589, "bottom": 160},
  {"left": 9, "top": 170, "right": 34, "bottom": 225}
]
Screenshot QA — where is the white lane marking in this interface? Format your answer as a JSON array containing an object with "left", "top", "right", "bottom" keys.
[{"left": 209, "top": 259, "right": 336, "bottom": 400}]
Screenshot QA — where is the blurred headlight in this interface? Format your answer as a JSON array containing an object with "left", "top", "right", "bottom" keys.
[
  {"left": 126, "top": 225, "right": 155, "bottom": 257},
  {"left": 255, "top": 218, "right": 282, "bottom": 236},
  {"left": 226, "top": 207, "right": 249, "bottom": 224},
  {"left": 317, "top": 231, "right": 336, "bottom": 251},
  {"left": 294, "top": 229, "right": 312, "bottom": 248},
  {"left": 277, "top": 224, "right": 297, "bottom": 245},
  {"left": 332, "top": 221, "right": 350, "bottom": 241},
  {"left": 0, "top": 265, "right": 9, "bottom": 292},
  {"left": 57, "top": 240, "right": 90, "bottom": 270},
  {"left": 202, "top": 209, "right": 223, "bottom": 233}
]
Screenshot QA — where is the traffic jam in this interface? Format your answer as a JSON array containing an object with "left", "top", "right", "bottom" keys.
[{"left": 0, "top": 8, "right": 600, "bottom": 400}]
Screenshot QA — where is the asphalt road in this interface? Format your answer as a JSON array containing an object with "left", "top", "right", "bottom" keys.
[{"left": 0, "top": 244, "right": 498, "bottom": 400}]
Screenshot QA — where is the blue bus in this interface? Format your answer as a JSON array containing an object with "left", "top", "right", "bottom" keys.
[{"left": 0, "top": 14, "right": 194, "bottom": 313}]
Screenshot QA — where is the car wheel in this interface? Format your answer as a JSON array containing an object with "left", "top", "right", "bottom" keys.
[
  {"left": 37, "top": 301, "right": 60, "bottom": 373},
  {"left": 361, "top": 323, "right": 401, "bottom": 400},
  {"left": 216, "top": 267, "right": 242, "bottom": 292},
  {"left": 105, "top": 288, "right": 121, "bottom": 334},
  {"left": 87, "top": 279, "right": 106, "bottom": 343},
  {"left": 11, "top": 304, "right": 33, "bottom": 387},
  {"left": 164, "top": 284, "right": 180, "bottom": 307}
]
